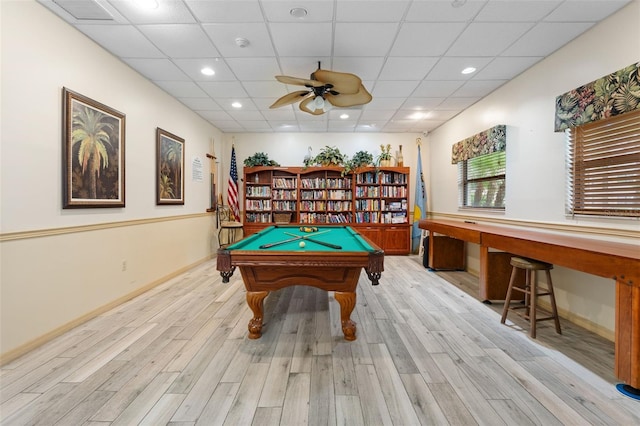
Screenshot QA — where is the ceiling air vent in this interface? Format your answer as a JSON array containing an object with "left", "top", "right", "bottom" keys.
[{"left": 53, "top": 0, "right": 113, "bottom": 20}]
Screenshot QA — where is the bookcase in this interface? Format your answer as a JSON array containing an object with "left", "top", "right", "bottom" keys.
[{"left": 243, "top": 166, "right": 411, "bottom": 254}]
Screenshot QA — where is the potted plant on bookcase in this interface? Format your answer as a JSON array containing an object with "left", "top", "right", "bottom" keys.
[
  {"left": 344, "top": 150, "right": 374, "bottom": 176},
  {"left": 243, "top": 152, "right": 280, "bottom": 167},
  {"left": 306, "top": 145, "right": 346, "bottom": 167},
  {"left": 376, "top": 144, "right": 393, "bottom": 167}
]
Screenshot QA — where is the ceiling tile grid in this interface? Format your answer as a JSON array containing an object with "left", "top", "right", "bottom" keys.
[{"left": 39, "top": 0, "right": 632, "bottom": 133}]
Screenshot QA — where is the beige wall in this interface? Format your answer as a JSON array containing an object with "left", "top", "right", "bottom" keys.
[
  {"left": 1, "top": 1, "right": 222, "bottom": 359},
  {"left": 426, "top": 0, "right": 640, "bottom": 337}
]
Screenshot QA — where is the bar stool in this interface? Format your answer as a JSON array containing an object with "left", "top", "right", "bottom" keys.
[{"left": 500, "top": 256, "right": 561, "bottom": 338}]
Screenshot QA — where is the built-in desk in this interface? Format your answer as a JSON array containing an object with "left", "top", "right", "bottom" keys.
[{"left": 419, "top": 218, "right": 640, "bottom": 391}]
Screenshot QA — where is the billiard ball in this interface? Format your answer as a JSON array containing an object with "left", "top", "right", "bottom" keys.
[{"left": 299, "top": 241, "right": 306, "bottom": 248}]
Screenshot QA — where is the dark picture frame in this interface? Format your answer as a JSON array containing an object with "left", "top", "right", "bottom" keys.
[
  {"left": 62, "top": 88, "right": 126, "bottom": 208},
  {"left": 156, "top": 128, "right": 185, "bottom": 205}
]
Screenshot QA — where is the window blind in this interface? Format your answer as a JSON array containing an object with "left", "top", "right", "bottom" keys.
[
  {"left": 566, "top": 109, "right": 640, "bottom": 217},
  {"left": 458, "top": 150, "right": 506, "bottom": 209}
]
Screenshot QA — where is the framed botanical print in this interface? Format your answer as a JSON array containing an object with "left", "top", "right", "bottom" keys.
[
  {"left": 62, "top": 88, "right": 125, "bottom": 208},
  {"left": 156, "top": 128, "right": 185, "bottom": 205}
]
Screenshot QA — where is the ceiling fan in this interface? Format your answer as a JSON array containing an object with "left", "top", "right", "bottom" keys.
[{"left": 269, "top": 62, "right": 372, "bottom": 115}]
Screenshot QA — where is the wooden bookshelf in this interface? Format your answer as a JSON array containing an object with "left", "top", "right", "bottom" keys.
[{"left": 243, "top": 166, "right": 411, "bottom": 254}]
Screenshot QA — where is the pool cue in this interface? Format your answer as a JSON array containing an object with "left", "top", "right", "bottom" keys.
[
  {"left": 259, "top": 230, "right": 332, "bottom": 249},
  {"left": 283, "top": 231, "right": 342, "bottom": 250}
]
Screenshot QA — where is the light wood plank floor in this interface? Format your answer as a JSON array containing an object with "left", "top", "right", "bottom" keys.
[{"left": 2, "top": 256, "right": 638, "bottom": 425}]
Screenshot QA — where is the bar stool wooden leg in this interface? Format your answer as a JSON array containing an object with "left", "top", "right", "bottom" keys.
[
  {"left": 501, "top": 266, "right": 518, "bottom": 325},
  {"left": 530, "top": 270, "right": 537, "bottom": 338},
  {"left": 545, "top": 269, "right": 562, "bottom": 334}
]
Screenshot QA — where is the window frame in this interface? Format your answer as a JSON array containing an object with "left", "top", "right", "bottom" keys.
[{"left": 457, "top": 150, "right": 506, "bottom": 210}]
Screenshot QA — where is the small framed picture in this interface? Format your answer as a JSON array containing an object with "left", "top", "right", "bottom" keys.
[
  {"left": 156, "top": 128, "right": 185, "bottom": 205},
  {"left": 62, "top": 88, "right": 125, "bottom": 208}
]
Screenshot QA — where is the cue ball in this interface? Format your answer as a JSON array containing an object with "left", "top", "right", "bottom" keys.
[{"left": 299, "top": 241, "right": 306, "bottom": 248}]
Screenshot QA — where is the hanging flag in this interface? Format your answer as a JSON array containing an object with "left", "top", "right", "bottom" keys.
[
  {"left": 412, "top": 141, "right": 427, "bottom": 253},
  {"left": 227, "top": 144, "right": 240, "bottom": 222}
]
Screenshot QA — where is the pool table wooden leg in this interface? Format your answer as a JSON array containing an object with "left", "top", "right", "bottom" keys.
[
  {"left": 334, "top": 291, "right": 357, "bottom": 341},
  {"left": 246, "top": 291, "right": 269, "bottom": 339}
]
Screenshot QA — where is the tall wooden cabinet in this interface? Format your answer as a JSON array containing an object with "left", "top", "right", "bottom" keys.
[{"left": 243, "top": 166, "right": 411, "bottom": 254}]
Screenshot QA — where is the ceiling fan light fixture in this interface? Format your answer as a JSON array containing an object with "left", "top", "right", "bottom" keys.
[
  {"left": 313, "top": 96, "right": 325, "bottom": 110},
  {"left": 290, "top": 7, "right": 308, "bottom": 18}
]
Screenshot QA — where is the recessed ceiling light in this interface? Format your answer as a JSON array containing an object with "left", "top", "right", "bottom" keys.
[
  {"left": 290, "top": 7, "right": 308, "bottom": 18},
  {"left": 232, "top": 102, "right": 242, "bottom": 108},
  {"left": 340, "top": 114, "right": 349, "bottom": 119},
  {"left": 409, "top": 112, "right": 427, "bottom": 120},
  {"left": 200, "top": 67, "right": 215, "bottom": 76},
  {"left": 461, "top": 67, "right": 476, "bottom": 75},
  {"left": 133, "top": 0, "right": 158, "bottom": 9}
]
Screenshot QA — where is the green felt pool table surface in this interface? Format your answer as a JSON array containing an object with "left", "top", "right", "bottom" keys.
[{"left": 226, "top": 225, "right": 376, "bottom": 252}]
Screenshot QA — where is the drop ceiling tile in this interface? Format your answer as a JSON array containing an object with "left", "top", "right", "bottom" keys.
[
  {"left": 261, "top": 1, "right": 334, "bottom": 22},
  {"left": 473, "top": 56, "right": 542, "bottom": 80},
  {"left": 331, "top": 57, "right": 385, "bottom": 81},
  {"left": 173, "top": 58, "right": 236, "bottom": 81},
  {"left": 378, "top": 57, "right": 438, "bottom": 80},
  {"left": 364, "top": 97, "right": 406, "bottom": 110},
  {"left": 359, "top": 109, "right": 396, "bottom": 121},
  {"left": 475, "top": 1, "right": 561, "bottom": 22},
  {"left": 336, "top": 1, "right": 410, "bottom": 22},
  {"left": 202, "top": 23, "right": 275, "bottom": 57},
  {"left": 503, "top": 22, "right": 594, "bottom": 56},
  {"left": 436, "top": 97, "right": 479, "bottom": 110},
  {"left": 179, "top": 97, "right": 222, "bottom": 110},
  {"left": 137, "top": 24, "right": 219, "bottom": 58},
  {"left": 413, "top": 80, "right": 464, "bottom": 97},
  {"left": 199, "top": 81, "right": 250, "bottom": 99},
  {"left": 452, "top": 80, "right": 507, "bottom": 98},
  {"left": 334, "top": 23, "right": 399, "bottom": 57},
  {"left": 270, "top": 122, "right": 300, "bottom": 132},
  {"left": 447, "top": 23, "right": 534, "bottom": 56},
  {"left": 544, "top": 0, "right": 630, "bottom": 21},
  {"left": 122, "top": 58, "right": 190, "bottom": 81},
  {"left": 198, "top": 110, "right": 234, "bottom": 121},
  {"left": 241, "top": 81, "right": 288, "bottom": 98},
  {"left": 261, "top": 109, "right": 297, "bottom": 121},
  {"left": 228, "top": 110, "right": 266, "bottom": 121},
  {"left": 214, "top": 97, "right": 259, "bottom": 110},
  {"left": 371, "top": 81, "right": 420, "bottom": 97},
  {"left": 108, "top": 0, "right": 196, "bottom": 24},
  {"left": 240, "top": 121, "right": 272, "bottom": 131},
  {"left": 401, "top": 97, "right": 446, "bottom": 110},
  {"left": 426, "top": 57, "right": 493, "bottom": 80},
  {"left": 406, "top": 1, "right": 485, "bottom": 22},
  {"left": 269, "top": 23, "right": 333, "bottom": 57},
  {"left": 75, "top": 24, "right": 165, "bottom": 58},
  {"left": 186, "top": 0, "right": 264, "bottom": 22},
  {"left": 390, "top": 23, "right": 467, "bottom": 56},
  {"left": 154, "top": 81, "right": 209, "bottom": 98},
  {"left": 278, "top": 57, "right": 331, "bottom": 78},
  {"left": 226, "top": 57, "right": 281, "bottom": 81}
]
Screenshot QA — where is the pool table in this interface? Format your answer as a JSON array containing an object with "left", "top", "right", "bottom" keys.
[{"left": 216, "top": 225, "right": 384, "bottom": 341}]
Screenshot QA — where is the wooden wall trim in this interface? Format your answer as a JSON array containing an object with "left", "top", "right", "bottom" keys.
[{"left": 0, "top": 212, "right": 213, "bottom": 242}]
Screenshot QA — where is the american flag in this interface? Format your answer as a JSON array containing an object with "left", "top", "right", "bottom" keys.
[{"left": 227, "top": 145, "right": 240, "bottom": 221}]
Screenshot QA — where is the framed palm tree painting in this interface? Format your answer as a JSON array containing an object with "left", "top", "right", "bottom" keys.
[
  {"left": 156, "top": 128, "right": 185, "bottom": 205},
  {"left": 62, "top": 88, "right": 125, "bottom": 208}
]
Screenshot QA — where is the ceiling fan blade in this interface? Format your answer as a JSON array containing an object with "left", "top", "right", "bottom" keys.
[
  {"left": 299, "top": 97, "right": 326, "bottom": 115},
  {"left": 275, "top": 75, "right": 325, "bottom": 88},
  {"left": 312, "top": 69, "right": 362, "bottom": 95},
  {"left": 325, "top": 84, "right": 372, "bottom": 107},
  {"left": 269, "top": 91, "right": 312, "bottom": 109}
]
